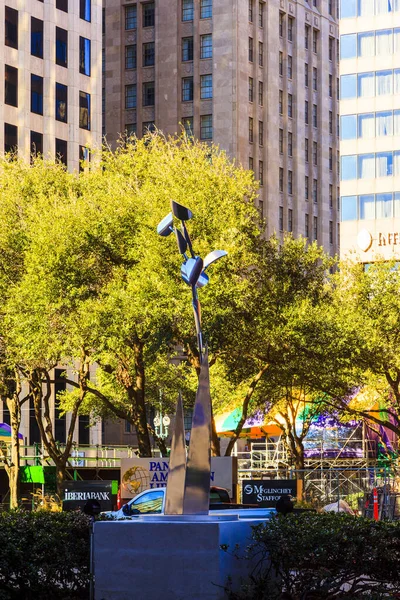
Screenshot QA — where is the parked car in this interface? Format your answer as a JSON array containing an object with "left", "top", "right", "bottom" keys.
[{"left": 103, "top": 486, "right": 263, "bottom": 519}]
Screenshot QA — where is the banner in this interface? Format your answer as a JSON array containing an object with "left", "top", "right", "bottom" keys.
[
  {"left": 62, "top": 480, "right": 113, "bottom": 512},
  {"left": 120, "top": 457, "right": 237, "bottom": 499},
  {"left": 242, "top": 479, "right": 297, "bottom": 507}
]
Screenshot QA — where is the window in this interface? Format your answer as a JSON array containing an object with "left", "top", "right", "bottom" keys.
[
  {"left": 125, "top": 84, "right": 137, "bottom": 108},
  {"left": 288, "top": 17, "right": 293, "bottom": 42},
  {"left": 259, "top": 81, "right": 263, "bottom": 105},
  {"left": 329, "top": 185, "right": 333, "bottom": 208},
  {"left": 5, "top": 65, "right": 18, "bottom": 107},
  {"left": 313, "top": 29, "right": 318, "bottom": 53},
  {"left": 30, "top": 131, "right": 43, "bottom": 158},
  {"left": 279, "top": 206, "right": 283, "bottom": 230},
  {"left": 305, "top": 213, "right": 309, "bottom": 237},
  {"left": 341, "top": 155, "right": 357, "bottom": 180},
  {"left": 259, "top": 2, "right": 264, "bottom": 27},
  {"left": 279, "top": 90, "right": 283, "bottom": 114},
  {"left": 305, "top": 25, "right": 309, "bottom": 49},
  {"left": 249, "top": 37, "right": 253, "bottom": 62},
  {"left": 329, "top": 0, "right": 333, "bottom": 15},
  {"left": 183, "top": 37, "right": 194, "bottom": 61},
  {"left": 341, "top": 114, "right": 356, "bottom": 140},
  {"left": 249, "top": 117, "right": 253, "bottom": 143},
  {"left": 279, "top": 52, "right": 283, "bottom": 76},
  {"left": 249, "top": 77, "right": 254, "bottom": 102},
  {"left": 313, "top": 67, "right": 317, "bottom": 91},
  {"left": 259, "top": 42, "right": 263, "bottom": 66},
  {"left": 143, "top": 42, "right": 155, "bottom": 66},
  {"left": 125, "top": 5, "right": 137, "bottom": 30},
  {"left": 259, "top": 161, "right": 264, "bottom": 186},
  {"left": 142, "top": 121, "right": 155, "bottom": 134},
  {"left": 305, "top": 64, "right": 308, "bottom": 87},
  {"left": 279, "top": 128, "right": 283, "bottom": 153},
  {"left": 249, "top": 0, "right": 253, "bottom": 22},
  {"left": 55, "top": 138, "right": 67, "bottom": 166},
  {"left": 340, "top": 74, "right": 356, "bottom": 99},
  {"left": 313, "top": 179, "right": 318, "bottom": 203},
  {"left": 79, "top": 91, "right": 90, "bottom": 130},
  {"left": 182, "top": 0, "right": 194, "bottom": 21},
  {"left": 182, "top": 77, "right": 193, "bottom": 101},
  {"left": 200, "top": 74, "right": 212, "bottom": 99},
  {"left": 125, "top": 124, "right": 136, "bottom": 137},
  {"left": 305, "top": 176, "right": 309, "bottom": 199},
  {"left": 288, "top": 131, "right": 292, "bottom": 156},
  {"left": 200, "top": 115, "right": 212, "bottom": 139},
  {"left": 329, "top": 37, "right": 334, "bottom": 61},
  {"left": 129, "top": 490, "right": 164, "bottom": 514},
  {"left": 56, "top": 27, "right": 68, "bottom": 68},
  {"left": 4, "top": 123, "right": 17, "bottom": 154},
  {"left": 143, "top": 81, "right": 155, "bottom": 106},
  {"left": 31, "top": 17, "right": 43, "bottom": 59},
  {"left": 305, "top": 100, "right": 309, "bottom": 124},
  {"left": 313, "top": 216, "right": 318, "bottom": 241},
  {"left": 79, "top": 37, "right": 91, "bottom": 76},
  {"left": 126, "top": 45, "right": 137, "bottom": 69},
  {"left": 5, "top": 7, "right": 18, "bottom": 49},
  {"left": 259, "top": 121, "right": 264, "bottom": 146},
  {"left": 305, "top": 138, "right": 308, "bottom": 162},
  {"left": 200, "top": 0, "right": 212, "bottom": 18},
  {"left": 288, "top": 170, "right": 292, "bottom": 194},
  {"left": 288, "top": 209, "right": 293, "bottom": 232},
  {"left": 200, "top": 35, "right": 212, "bottom": 59},
  {"left": 288, "top": 93, "right": 292, "bottom": 118},
  {"left": 341, "top": 33, "right": 356, "bottom": 59},
  {"left": 329, "top": 74, "right": 333, "bottom": 97},
  {"left": 31, "top": 74, "right": 43, "bottom": 115},
  {"left": 288, "top": 56, "right": 292, "bottom": 79},
  {"left": 182, "top": 117, "right": 193, "bottom": 137},
  {"left": 249, "top": 157, "right": 253, "bottom": 171},
  {"left": 329, "top": 111, "right": 333, "bottom": 134},
  {"left": 56, "top": 0, "right": 68, "bottom": 12},
  {"left": 312, "top": 104, "right": 317, "bottom": 127},
  {"left": 55, "top": 83, "right": 67, "bottom": 122},
  {"left": 341, "top": 196, "right": 357, "bottom": 221},
  {"left": 279, "top": 13, "right": 284, "bottom": 37},
  {"left": 279, "top": 168, "right": 284, "bottom": 192},
  {"left": 80, "top": 0, "right": 91, "bottom": 21},
  {"left": 329, "top": 147, "right": 333, "bottom": 170},
  {"left": 143, "top": 3, "right": 155, "bottom": 27},
  {"left": 313, "top": 141, "right": 317, "bottom": 165}
]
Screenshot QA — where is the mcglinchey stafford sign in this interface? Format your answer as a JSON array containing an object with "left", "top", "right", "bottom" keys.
[{"left": 242, "top": 479, "right": 297, "bottom": 507}]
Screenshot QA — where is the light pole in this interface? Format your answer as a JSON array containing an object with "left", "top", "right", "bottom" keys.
[{"left": 153, "top": 391, "right": 170, "bottom": 440}]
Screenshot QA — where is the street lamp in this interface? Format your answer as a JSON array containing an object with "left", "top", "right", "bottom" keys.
[{"left": 153, "top": 392, "right": 170, "bottom": 439}]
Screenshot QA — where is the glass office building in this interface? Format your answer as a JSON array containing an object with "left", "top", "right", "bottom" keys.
[{"left": 340, "top": 0, "right": 400, "bottom": 260}]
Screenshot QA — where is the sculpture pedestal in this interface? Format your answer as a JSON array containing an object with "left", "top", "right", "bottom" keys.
[{"left": 93, "top": 513, "right": 271, "bottom": 600}]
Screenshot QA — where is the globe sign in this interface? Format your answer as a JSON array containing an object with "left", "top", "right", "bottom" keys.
[{"left": 121, "top": 466, "right": 151, "bottom": 496}]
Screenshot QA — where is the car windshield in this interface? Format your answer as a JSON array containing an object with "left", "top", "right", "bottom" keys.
[{"left": 129, "top": 490, "right": 163, "bottom": 514}]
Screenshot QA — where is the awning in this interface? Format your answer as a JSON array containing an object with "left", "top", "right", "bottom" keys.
[{"left": 215, "top": 409, "right": 282, "bottom": 438}]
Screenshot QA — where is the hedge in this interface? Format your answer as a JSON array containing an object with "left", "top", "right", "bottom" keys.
[
  {"left": 0, "top": 511, "right": 91, "bottom": 600},
  {"left": 228, "top": 512, "right": 400, "bottom": 600}
]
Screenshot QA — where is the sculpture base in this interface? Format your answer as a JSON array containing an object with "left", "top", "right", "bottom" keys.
[{"left": 93, "top": 513, "right": 271, "bottom": 600}]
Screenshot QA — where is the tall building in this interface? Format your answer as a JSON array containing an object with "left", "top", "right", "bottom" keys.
[
  {"left": 340, "top": 0, "right": 400, "bottom": 262},
  {"left": 103, "top": 0, "right": 340, "bottom": 254},
  {"left": 0, "top": 0, "right": 102, "bottom": 171}
]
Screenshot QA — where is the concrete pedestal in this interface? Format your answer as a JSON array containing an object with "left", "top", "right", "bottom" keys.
[{"left": 93, "top": 513, "right": 270, "bottom": 600}]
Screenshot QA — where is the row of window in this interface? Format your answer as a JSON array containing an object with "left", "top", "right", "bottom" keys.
[
  {"left": 248, "top": 119, "right": 264, "bottom": 145},
  {"left": 248, "top": 158, "right": 264, "bottom": 186},
  {"left": 125, "top": 115, "right": 212, "bottom": 141},
  {"left": 341, "top": 110, "right": 400, "bottom": 140},
  {"left": 5, "top": 66, "right": 90, "bottom": 129},
  {"left": 278, "top": 209, "right": 333, "bottom": 245},
  {"left": 248, "top": 79, "right": 263, "bottom": 105},
  {"left": 125, "top": 82, "right": 155, "bottom": 108},
  {"left": 125, "top": 0, "right": 212, "bottom": 30},
  {"left": 281, "top": 57, "right": 337, "bottom": 99},
  {"left": 341, "top": 192, "right": 400, "bottom": 221},
  {"left": 124, "top": 35, "right": 212, "bottom": 70},
  {"left": 182, "top": 35, "right": 212, "bottom": 61},
  {"left": 248, "top": 38, "right": 263, "bottom": 65},
  {"left": 248, "top": 0, "right": 264, "bottom": 27},
  {"left": 341, "top": 28, "right": 400, "bottom": 60},
  {"left": 341, "top": 151, "right": 400, "bottom": 180},
  {"left": 340, "top": 0, "right": 399, "bottom": 18},
  {"left": 341, "top": 70, "right": 400, "bottom": 100},
  {"left": 4, "top": 122, "right": 72, "bottom": 165}
]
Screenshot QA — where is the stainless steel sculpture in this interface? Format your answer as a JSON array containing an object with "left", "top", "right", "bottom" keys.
[{"left": 157, "top": 201, "right": 227, "bottom": 515}]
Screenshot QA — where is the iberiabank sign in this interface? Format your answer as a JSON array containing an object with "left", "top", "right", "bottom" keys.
[
  {"left": 63, "top": 481, "right": 113, "bottom": 512},
  {"left": 242, "top": 479, "right": 297, "bottom": 507}
]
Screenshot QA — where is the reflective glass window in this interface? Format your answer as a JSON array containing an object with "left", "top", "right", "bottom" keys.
[
  {"left": 358, "top": 113, "right": 375, "bottom": 138},
  {"left": 376, "top": 193, "right": 393, "bottom": 218},
  {"left": 340, "top": 34, "right": 357, "bottom": 58},
  {"left": 376, "top": 151, "right": 393, "bottom": 177},
  {"left": 376, "top": 29, "right": 392, "bottom": 54},
  {"left": 359, "top": 194, "right": 375, "bottom": 219},
  {"left": 341, "top": 115, "right": 357, "bottom": 139},
  {"left": 358, "top": 0, "right": 374, "bottom": 16},
  {"left": 376, "top": 111, "right": 393, "bottom": 136},
  {"left": 341, "top": 196, "right": 357, "bottom": 221},
  {"left": 358, "top": 154, "right": 375, "bottom": 179},
  {"left": 340, "top": 74, "right": 356, "bottom": 99},
  {"left": 358, "top": 32, "right": 375, "bottom": 57},
  {"left": 358, "top": 72, "right": 375, "bottom": 97},
  {"left": 341, "top": 155, "right": 357, "bottom": 180},
  {"left": 340, "top": 0, "right": 356, "bottom": 17},
  {"left": 376, "top": 70, "right": 393, "bottom": 95}
]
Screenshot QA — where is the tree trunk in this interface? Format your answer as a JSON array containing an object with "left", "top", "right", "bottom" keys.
[
  {"left": 133, "top": 343, "right": 152, "bottom": 457},
  {"left": 211, "top": 416, "right": 221, "bottom": 457},
  {"left": 8, "top": 397, "right": 22, "bottom": 509}
]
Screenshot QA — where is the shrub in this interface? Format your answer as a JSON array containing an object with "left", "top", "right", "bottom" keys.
[
  {"left": 0, "top": 510, "right": 91, "bottom": 600},
  {"left": 229, "top": 512, "right": 400, "bottom": 599}
]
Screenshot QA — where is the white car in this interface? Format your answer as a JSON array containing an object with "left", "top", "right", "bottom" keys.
[{"left": 102, "top": 486, "right": 275, "bottom": 520}]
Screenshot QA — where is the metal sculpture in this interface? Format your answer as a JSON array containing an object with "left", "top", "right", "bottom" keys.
[{"left": 157, "top": 201, "right": 227, "bottom": 515}]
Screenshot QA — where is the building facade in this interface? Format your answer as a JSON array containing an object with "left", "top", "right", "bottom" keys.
[
  {"left": 340, "top": 0, "right": 400, "bottom": 262},
  {"left": 0, "top": 0, "right": 102, "bottom": 171},
  {"left": 103, "top": 0, "right": 340, "bottom": 254}
]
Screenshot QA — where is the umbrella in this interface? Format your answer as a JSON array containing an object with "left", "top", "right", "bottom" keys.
[{"left": 0, "top": 422, "right": 23, "bottom": 442}]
